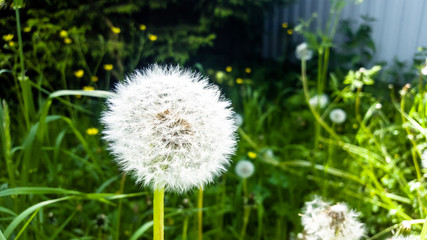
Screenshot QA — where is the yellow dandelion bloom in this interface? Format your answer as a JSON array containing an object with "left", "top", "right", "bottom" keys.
[
  {"left": 236, "top": 78, "right": 243, "bottom": 84},
  {"left": 287, "top": 29, "right": 293, "bottom": 35},
  {"left": 2, "top": 34, "right": 14, "bottom": 42},
  {"left": 75, "top": 95, "right": 82, "bottom": 98},
  {"left": 111, "top": 26, "right": 121, "bottom": 34},
  {"left": 148, "top": 34, "right": 158, "bottom": 41},
  {"left": 23, "top": 27, "right": 31, "bottom": 32},
  {"left": 225, "top": 66, "right": 232, "bottom": 72},
  {"left": 83, "top": 86, "right": 95, "bottom": 91},
  {"left": 64, "top": 38, "right": 72, "bottom": 44},
  {"left": 245, "top": 67, "right": 252, "bottom": 74},
  {"left": 282, "top": 22, "right": 288, "bottom": 28},
  {"left": 103, "top": 64, "right": 113, "bottom": 71},
  {"left": 86, "top": 128, "right": 99, "bottom": 135},
  {"left": 59, "top": 30, "right": 68, "bottom": 38},
  {"left": 74, "top": 69, "right": 84, "bottom": 78},
  {"left": 248, "top": 151, "right": 257, "bottom": 159},
  {"left": 8, "top": 41, "right": 15, "bottom": 47},
  {"left": 139, "top": 24, "right": 147, "bottom": 31},
  {"left": 91, "top": 76, "right": 99, "bottom": 82}
]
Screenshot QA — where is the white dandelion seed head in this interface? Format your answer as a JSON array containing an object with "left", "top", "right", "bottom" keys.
[
  {"left": 301, "top": 197, "right": 365, "bottom": 240},
  {"left": 329, "top": 108, "right": 347, "bottom": 124},
  {"left": 235, "top": 160, "right": 255, "bottom": 179},
  {"left": 422, "top": 65, "right": 427, "bottom": 76},
  {"left": 234, "top": 113, "right": 243, "bottom": 127},
  {"left": 102, "top": 64, "right": 238, "bottom": 193},
  {"left": 296, "top": 42, "right": 313, "bottom": 61},
  {"left": 421, "top": 149, "right": 427, "bottom": 169},
  {"left": 309, "top": 94, "right": 329, "bottom": 109}
]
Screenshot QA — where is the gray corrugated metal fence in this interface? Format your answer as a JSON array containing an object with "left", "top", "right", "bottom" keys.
[{"left": 263, "top": 0, "right": 427, "bottom": 65}]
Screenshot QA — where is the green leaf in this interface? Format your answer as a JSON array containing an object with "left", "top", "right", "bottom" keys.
[
  {"left": 0, "top": 187, "right": 82, "bottom": 198},
  {"left": 49, "top": 90, "right": 115, "bottom": 99}
]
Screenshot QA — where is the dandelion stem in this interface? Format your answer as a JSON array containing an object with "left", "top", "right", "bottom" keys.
[
  {"left": 153, "top": 188, "right": 164, "bottom": 240},
  {"left": 182, "top": 215, "right": 189, "bottom": 240},
  {"left": 198, "top": 187, "right": 203, "bottom": 240}
]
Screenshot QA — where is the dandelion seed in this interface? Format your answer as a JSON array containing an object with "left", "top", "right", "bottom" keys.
[
  {"left": 309, "top": 94, "right": 328, "bottom": 108},
  {"left": 83, "top": 86, "right": 94, "bottom": 91},
  {"left": 2, "top": 34, "right": 13, "bottom": 42},
  {"left": 91, "top": 76, "right": 99, "bottom": 82},
  {"left": 59, "top": 30, "right": 68, "bottom": 38},
  {"left": 245, "top": 68, "right": 252, "bottom": 74},
  {"left": 296, "top": 42, "right": 313, "bottom": 61},
  {"left": 103, "top": 64, "right": 113, "bottom": 71},
  {"left": 23, "top": 27, "right": 31, "bottom": 32},
  {"left": 86, "top": 128, "right": 99, "bottom": 135},
  {"left": 225, "top": 66, "right": 232, "bottom": 72},
  {"left": 301, "top": 197, "right": 365, "bottom": 240},
  {"left": 235, "top": 160, "right": 254, "bottom": 179},
  {"left": 248, "top": 152, "right": 257, "bottom": 159},
  {"left": 102, "top": 64, "right": 238, "bottom": 193},
  {"left": 111, "top": 26, "right": 121, "bottom": 34},
  {"left": 422, "top": 65, "right": 427, "bottom": 76},
  {"left": 236, "top": 78, "right": 243, "bottom": 84},
  {"left": 148, "top": 34, "right": 158, "bottom": 41},
  {"left": 329, "top": 108, "right": 347, "bottom": 124},
  {"left": 234, "top": 113, "right": 243, "bottom": 127},
  {"left": 64, "top": 38, "right": 72, "bottom": 44},
  {"left": 74, "top": 69, "right": 84, "bottom": 78},
  {"left": 139, "top": 24, "right": 147, "bottom": 31}
]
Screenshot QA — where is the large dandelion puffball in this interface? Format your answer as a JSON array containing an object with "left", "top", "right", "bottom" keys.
[{"left": 102, "top": 65, "right": 238, "bottom": 193}]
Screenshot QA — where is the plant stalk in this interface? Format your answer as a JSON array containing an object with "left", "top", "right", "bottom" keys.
[{"left": 153, "top": 188, "right": 164, "bottom": 240}]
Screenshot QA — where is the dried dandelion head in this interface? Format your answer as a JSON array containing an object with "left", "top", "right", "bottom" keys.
[
  {"left": 102, "top": 65, "right": 238, "bottom": 193},
  {"left": 300, "top": 197, "right": 365, "bottom": 240}
]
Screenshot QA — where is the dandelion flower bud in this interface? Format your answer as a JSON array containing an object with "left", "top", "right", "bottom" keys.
[
  {"left": 309, "top": 94, "right": 329, "bottom": 109},
  {"left": 301, "top": 197, "right": 365, "bottom": 240},
  {"left": 329, "top": 108, "right": 347, "bottom": 124},
  {"left": 102, "top": 65, "right": 238, "bottom": 193},
  {"left": 296, "top": 42, "right": 313, "bottom": 61},
  {"left": 235, "top": 160, "right": 254, "bottom": 179}
]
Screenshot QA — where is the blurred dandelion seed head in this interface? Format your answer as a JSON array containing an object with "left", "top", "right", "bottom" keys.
[
  {"left": 235, "top": 160, "right": 254, "bottom": 179},
  {"left": 102, "top": 65, "right": 238, "bottom": 193},
  {"left": 296, "top": 42, "right": 313, "bottom": 61},
  {"left": 329, "top": 108, "right": 347, "bottom": 124},
  {"left": 309, "top": 94, "right": 328, "bottom": 109}
]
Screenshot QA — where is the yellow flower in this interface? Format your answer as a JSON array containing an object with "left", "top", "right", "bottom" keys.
[
  {"left": 75, "top": 95, "right": 82, "bottom": 98},
  {"left": 139, "top": 24, "right": 147, "bottom": 31},
  {"left": 111, "top": 26, "right": 121, "bottom": 34},
  {"left": 91, "top": 76, "right": 99, "bottom": 82},
  {"left": 23, "top": 27, "right": 31, "bottom": 32},
  {"left": 287, "top": 29, "right": 293, "bottom": 35},
  {"left": 103, "top": 64, "right": 113, "bottom": 71},
  {"left": 59, "top": 30, "right": 68, "bottom": 38},
  {"left": 225, "top": 66, "right": 232, "bottom": 72},
  {"left": 2, "top": 34, "right": 14, "bottom": 42},
  {"left": 64, "top": 38, "right": 72, "bottom": 44},
  {"left": 245, "top": 67, "right": 252, "bottom": 74},
  {"left": 148, "top": 34, "right": 158, "bottom": 41},
  {"left": 281, "top": 22, "right": 288, "bottom": 28},
  {"left": 74, "top": 69, "right": 84, "bottom": 78},
  {"left": 86, "top": 128, "right": 99, "bottom": 135},
  {"left": 83, "top": 86, "right": 95, "bottom": 91},
  {"left": 236, "top": 78, "right": 243, "bottom": 84},
  {"left": 248, "top": 151, "right": 257, "bottom": 159},
  {"left": 8, "top": 41, "right": 15, "bottom": 47}
]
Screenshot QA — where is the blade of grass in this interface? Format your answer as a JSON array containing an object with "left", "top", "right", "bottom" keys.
[{"left": 14, "top": 208, "right": 40, "bottom": 240}]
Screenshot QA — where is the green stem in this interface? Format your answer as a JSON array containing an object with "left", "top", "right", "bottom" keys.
[
  {"left": 153, "top": 188, "right": 164, "bottom": 240},
  {"left": 198, "top": 187, "right": 203, "bottom": 240},
  {"left": 114, "top": 174, "right": 127, "bottom": 240},
  {"left": 182, "top": 215, "right": 189, "bottom": 240},
  {"left": 240, "top": 206, "right": 251, "bottom": 240}
]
